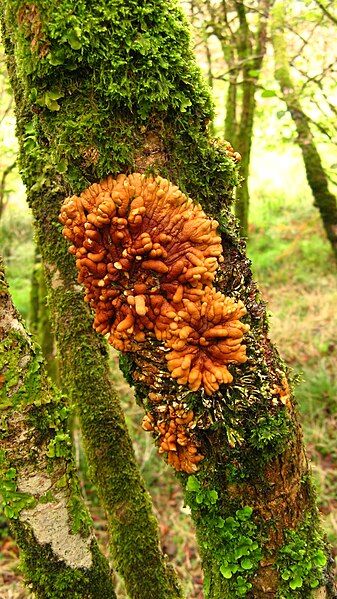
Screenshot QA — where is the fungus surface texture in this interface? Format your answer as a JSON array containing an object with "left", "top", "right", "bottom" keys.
[{"left": 60, "top": 173, "right": 249, "bottom": 471}]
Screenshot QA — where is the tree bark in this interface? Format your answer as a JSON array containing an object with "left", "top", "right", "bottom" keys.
[
  {"left": 2, "top": 0, "right": 336, "bottom": 597},
  {"left": 30, "top": 247, "right": 58, "bottom": 380},
  {"left": 0, "top": 257, "right": 116, "bottom": 599},
  {"left": 1, "top": 9, "right": 183, "bottom": 599},
  {"left": 271, "top": 0, "right": 337, "bottom": 261},
  {"left": 234, "top": 0, "right": 272, "bottom": 237}
]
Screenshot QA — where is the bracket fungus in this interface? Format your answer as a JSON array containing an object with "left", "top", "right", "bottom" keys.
[{"left": 60, "top": 173, "right": 249, "bottom": 471}]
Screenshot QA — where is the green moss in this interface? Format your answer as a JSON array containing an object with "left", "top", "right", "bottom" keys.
[
  {"left": 4, "top": 0, "right": 238, "bottom": 218},
  {"left": 186, "top": 476, "right": 262, "bottom": 598},
  {"left": 276, "top": 513, "right": 328, "bottom": 598},
  {"left": 13, "top": 522, "right": 115, "bottom": 599},
  {"left": 0, "top": 464, "right": 36, "bottom": 519},
  {"left": 248, "top": 409, "right": 294, "bottom": 462}
]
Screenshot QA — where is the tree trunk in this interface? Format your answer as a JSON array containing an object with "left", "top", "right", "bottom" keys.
[
  {"left": 0, "top": 257, "right": 116, "bottom": 599},
  {"left": 234, "top": 0, "right": 272, "bottom": 237},
  {"left": 271, "top": 0, "right": 337, "bottom": 261},
  {"left": 1, "top": 10, "right": 182, "bottom": 599},
  {"left": 2, "top": 0, "right": 336, "bottom": 598},
  {"left": 30, "top": 247, "right": 58, "bottom": 380}
]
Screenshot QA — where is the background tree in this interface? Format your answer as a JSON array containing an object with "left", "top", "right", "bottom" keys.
[
  {"left": 0, "top": 46, "right": 16, "bottom": 219},
  {"left": 271, "top": 0, "right": 337, "bottom": 260},
  {"left": 186, "top": 0, "right": 273, "bottom": 236},
  {"left": 2, "top": 1, "right": 336, "bottom": 598}
]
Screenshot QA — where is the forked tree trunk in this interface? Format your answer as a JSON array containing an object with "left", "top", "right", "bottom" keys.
[
  {"left": 0, "top": 257, "right": 116, "bottom": 598},
  {"left": 271, "top": 0, "right": 337, "bottom": 261},
  {"left": 2, "top": 0, "right": 336, "bottom": 598}
]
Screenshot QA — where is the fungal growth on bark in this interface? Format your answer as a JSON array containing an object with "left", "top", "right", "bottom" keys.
[
  {"left": 154, "top": 288, "right": 248, "bottom": 395},
  {"left": 142, "top": 406, "right": 204, "bottom": 473},
  {"left": 60, "top": 173, "right": 223, "bottom": 350},
  {"left": 60, "top": 173, "right": 249, "bottom": 470}
]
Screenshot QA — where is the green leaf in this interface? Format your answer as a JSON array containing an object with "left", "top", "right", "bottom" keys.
[
  {"left": 186, "top": 476, "right": 200, "bottom": 492},
  {"left": 314, "top": 550, "right": 327, "bottom": 567},
  {"left": 289, "top": 576, "right": 303, "bottom": 589},
  {"left": 6, "top": 468, "right": 17, "bottom": 479},
  {"left": 47, "top": 50, "right": 65, "bottom": 66},
  {"left": 25, "top": 122, "right": 35, "bottom": 135},
  {"left": 261, "top": 89, "right": 277, "bottom": 98},
  {"left": 281, "top": 570, "right": 290, "bottom": 580},
  {"left": 45, "top": 97, "right": 61, "bottom": 111},
  {"left": 57, "top": 158, "right": 68, "bottom": 173},
  {"left": 208, "top": 490, "right": 218, "bottom": 504},
  {"left": 29, "top": 88, "right": 38, "bottom": 102},
  {"left": 4, "top": 505, "right": 14, "bottom": 518},
  {"left": 237, "top": 506, "right": 253, "bottom": 520},
  {"left": 67, "top": 30, "right": 82, "bottom": 50},
  {"left": 220, "top": 565, "right": 232, "bottom": 579},
  {"left": 277, "top": 110, "right": 286, "bottom": 119},
  {"left": 241, "top": 558, "right": 253, "bottom": 570},
  {"left": 248, "top": 69, "right": 260, "bottom": 77},
  {"left": 47, "top": 90, "right": 64, "bottom": 101},
  {"left": 310, "top": 579, "right": 320, "bottom": 588},
  {"left": 179, "top": 97, "right": 192, "bottom": 112}
]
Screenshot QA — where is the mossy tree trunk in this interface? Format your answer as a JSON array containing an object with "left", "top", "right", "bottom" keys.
[
  {"left": 30, "top": 246, "right": 58, "bottom": 380},
  {"left": 0, "top": 257, "right": 116, "bottom": 599},
  {"left": 1, "top": 8, "right": 183, "bottom": 599},
  {"left": 1, "top": 1, "right": 336, "bottom": 598},
  {"left": 271, "top": 0, "right": 337, "bottom": 261}
]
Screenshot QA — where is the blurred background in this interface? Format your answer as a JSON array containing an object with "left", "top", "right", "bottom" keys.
[{"left": 1, "top": 1, "right": 337, "bottom": 597}]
